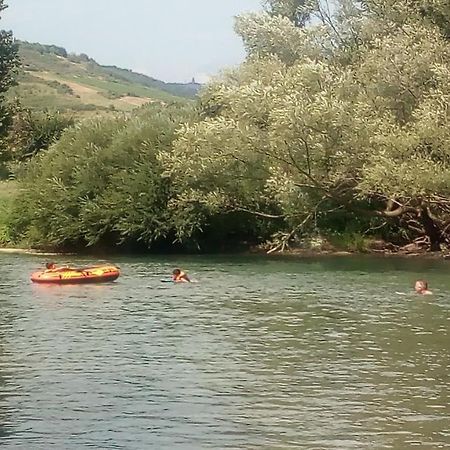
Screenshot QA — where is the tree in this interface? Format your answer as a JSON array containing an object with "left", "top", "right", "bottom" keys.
[
  {"left": 8, "top": 103, "right": 198, "bottom": 250},
  {"left": 169, "top": 0, "right": 450, "bottom": 251},
  {"left": 234, "top": 12, "right": 325, "bottom": 65},
  {"left": 0, "top": 0, "right": 20, "bottom": 177},
  {"left": 0, "top": 1, "right": 18, "bottom": 96},
  {"left": 362, "top": 0, "right": 450, "bottom": 38},
  {"left": 2, "top": 106, "right": 74, "bottom": 165},
  {"left": 10, "top": 0, "right": 450, "bottom": 252},
  {"left": 264, "top": 0, "right": 311, "bottom": 27}
]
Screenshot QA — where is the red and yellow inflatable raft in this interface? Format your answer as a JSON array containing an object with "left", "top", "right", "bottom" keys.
[{"left": 31, "top": 265, "right": 120, "bottom": 284}]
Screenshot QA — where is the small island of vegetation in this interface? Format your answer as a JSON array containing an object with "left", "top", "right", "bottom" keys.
[{"left": 1, "top": 0, "right": 450, "bottom": 256}]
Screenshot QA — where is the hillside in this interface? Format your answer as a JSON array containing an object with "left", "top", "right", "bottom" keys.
[{"left": 8, "top": 41, "right": 201, "bottom": 115}]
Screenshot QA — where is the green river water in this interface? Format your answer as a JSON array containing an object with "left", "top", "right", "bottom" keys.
[{"left": 0, "top": 253, "right": 449, "bottom": 449}]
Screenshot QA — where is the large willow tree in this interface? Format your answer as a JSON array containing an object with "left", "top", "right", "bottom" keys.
[{"left": 167, "top": 0, "right": 450, "bottom": 251}]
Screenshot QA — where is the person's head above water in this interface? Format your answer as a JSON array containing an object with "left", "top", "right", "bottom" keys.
[
  {"left": 172, "top": 268, "right": 191, "bottom": 282},
  {"left": 415, "top": 280, "right": 432, "bottom": 295},
  {"left": 45, "top": 262, "right": 56, "bottom": 270}
]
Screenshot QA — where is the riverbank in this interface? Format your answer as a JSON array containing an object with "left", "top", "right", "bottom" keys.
[
  {"left": 256, "top": 248, "right": 450, "bottom": 259},
  {"left": 249, "top": 237, "right": 450, "bottom": 260},
  {"left": 2, "top": 243, "right": 450, "bottom": 259},
  {"left": 0, "top": 247, "right": 63, "bottom": 256}
]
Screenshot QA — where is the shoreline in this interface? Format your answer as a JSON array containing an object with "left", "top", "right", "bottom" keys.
[
  {"left": 248, "top": 247, "right": 450, "bottom": 260},
  {"left": 0, "top": 247, "right": 64, "bottom": 256},
  {"left": 1, "top": 246, "right": 449, "bottom": 260}
]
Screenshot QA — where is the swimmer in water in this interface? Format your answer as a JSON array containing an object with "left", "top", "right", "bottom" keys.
[
  {"left": 172, "top": 268, "right": 191, "bottom": 283},
  {"left": 414, "top": 280, "right": 432, "bottom": 295}
]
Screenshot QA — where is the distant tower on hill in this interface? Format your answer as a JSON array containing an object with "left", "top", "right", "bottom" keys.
[{"left": 191, "top": 77, "right": 196, "bottom": 84}]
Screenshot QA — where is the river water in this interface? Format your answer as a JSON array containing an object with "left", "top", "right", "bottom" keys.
[{"left": 0, "top": 253, "right": 448, "bottom": 449}]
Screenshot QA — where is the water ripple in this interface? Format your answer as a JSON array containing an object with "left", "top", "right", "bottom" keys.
[{"left": 0, "top": 254, "right": 449, "bottom": 449}]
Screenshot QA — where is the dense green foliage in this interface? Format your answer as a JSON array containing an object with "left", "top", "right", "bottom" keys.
[
  {"left": 9, "top": 102, "right": 277, "bottom": 250},
  {"left": 7, "top": 105, "right": 190, "bottom": 248},
  {"left": 0, "top": 180, "right": 15, "bottom": 243},
  {"left": 1, "top": 105, "right": 74, "bottom": 172},
  {"left": 264, "top": 0, "right": 311, "bottom": 27},
  {"left": 5, "top": 0, "right": 450, "bottom": 253},
  {"left": 0, "top": 1, "right": 18, "bottom": 96},
  {"left": 167, "top": 0, "right": 450, "bottom": 252},
  {"left": 0, "top": 0, "right": 18, "bottom": 235},
  {"left": 0, "top": 1, "right": 19, "bottom": 177}
]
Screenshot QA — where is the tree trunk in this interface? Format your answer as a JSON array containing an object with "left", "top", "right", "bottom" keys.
[{"left": 419, "top": 206, "right": 442, "bottom": 251}]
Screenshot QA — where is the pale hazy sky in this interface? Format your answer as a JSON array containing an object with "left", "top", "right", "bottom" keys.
[{"left": 1, "top": 0, "right": 263, "bottom": 83}]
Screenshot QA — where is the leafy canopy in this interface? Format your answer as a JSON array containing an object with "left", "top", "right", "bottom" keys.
[{"left": 169, "top": 0, "right": 450, "bottom": 249}]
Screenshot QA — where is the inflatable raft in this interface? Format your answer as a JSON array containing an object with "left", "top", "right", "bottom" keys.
[{"left": 31, "top": 265, "right": 120, "bottom": 284}]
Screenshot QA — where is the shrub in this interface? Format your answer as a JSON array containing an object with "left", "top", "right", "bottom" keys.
[{"left": 8, "top": 103, "right": 195, "bottom": 249}]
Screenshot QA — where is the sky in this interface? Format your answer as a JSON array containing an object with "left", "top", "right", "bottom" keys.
[{"left": 1, "top": 0, "right": 263, "bottom": 83}]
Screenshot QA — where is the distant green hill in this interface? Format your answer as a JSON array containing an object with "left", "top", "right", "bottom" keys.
[{"left": 9, "top": 41, "right": 201, "bottom": 116}]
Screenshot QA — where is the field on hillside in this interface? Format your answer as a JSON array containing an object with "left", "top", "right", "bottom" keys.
[{"left": 8, "top": 42, "right": 200, "bottom": 116}]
